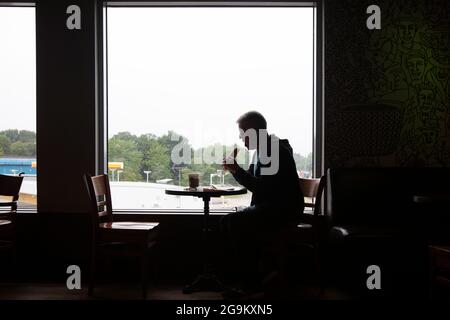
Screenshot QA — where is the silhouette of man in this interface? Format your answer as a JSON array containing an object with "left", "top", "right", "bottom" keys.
[{"left": 221, "top": 111, "right": 304, "bottom": 296}]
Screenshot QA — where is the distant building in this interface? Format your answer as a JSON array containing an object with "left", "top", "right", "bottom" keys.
[{"left": 0, "top": 158, "right": 36, "bottom": 175}]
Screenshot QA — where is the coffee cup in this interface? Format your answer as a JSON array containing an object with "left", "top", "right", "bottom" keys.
[{"left": 188, "top": 173, "right": 200, "bottom": 189}]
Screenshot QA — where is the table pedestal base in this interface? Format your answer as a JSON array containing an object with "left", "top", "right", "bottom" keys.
[
  {"left": 164, "top": 190, "right": 246, "bottom": 295},
  {"left": 183, "top": 272, "right": 225, "bottom": 294}
]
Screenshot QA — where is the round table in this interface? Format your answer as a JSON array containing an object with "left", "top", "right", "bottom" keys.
[
  {"left": 413, "top": 194, "right": 450, "bottom": 205},
  {"left": 165, "top": 186, "right": 247, "bottom": 293}
]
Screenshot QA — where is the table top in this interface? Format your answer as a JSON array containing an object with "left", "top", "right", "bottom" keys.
[
  {"left": 165, "top": 186, "right": 247, "bottom": 198},
  {"left": 429, "top": 245, "right": 450, "bottom": 254},
  {"left": 413, "top": 194, "right": 450, "bottom": 204}
]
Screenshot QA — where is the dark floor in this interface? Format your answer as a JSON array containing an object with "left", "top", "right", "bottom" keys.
[{"left": 0, "top": 282, "right": 352, "bottom": 300}]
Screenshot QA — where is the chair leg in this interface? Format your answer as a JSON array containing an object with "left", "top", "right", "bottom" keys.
[
  {"left": 10, "top": 242, "right": 17, "bottom": 282},
  {"left": 314, "top": 229, "right": 327, "bottom": 297},
  {"left": 89, "top": 251, "right": 96, "bottom": 297},
  {"left": 151, "top": 254, "right": 159, "bottom": 286},
  {"left": 429, "top": 249, "right": 435, "bottom": 300},
  {"left": 276, "top": 244, "right": 288, "bottom": 292},
  {"left": 141, "top": 251, "right": 148, "bottom": 300},
  {"left": 317, "top": 244, "right": 329, "bottom": 297},
  {"left": 317, "top": 250, "right": 326, "bottom": 296}
]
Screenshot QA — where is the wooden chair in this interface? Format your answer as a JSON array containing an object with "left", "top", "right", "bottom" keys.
[
  {"left": 429, "top": 245, "right": 450, "bottom": 299},
  {"left": 310, "top": 176, "right": 327, "bottom": 294},
  {"left": 296, "top": 177, "right": 326, "bottom": 239},
  {"left": 0, "top": 173, "right": 24, "bottom": 271},
  {"left": 84, "top": 173, "right": 159, "bottom": 299},
  {"left": 262, "top": 176, "right": 327, "bottom": 297},
  {"left": 283, "top": 176, "right": 327, "bottom": 295},
  {"left": 299, "top": 178, "right": 321, "bottom": 214}
]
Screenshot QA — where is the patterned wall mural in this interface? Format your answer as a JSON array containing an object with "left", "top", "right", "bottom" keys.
[{"left": 325, "top": 0, "right": 449, "bottom": 167}]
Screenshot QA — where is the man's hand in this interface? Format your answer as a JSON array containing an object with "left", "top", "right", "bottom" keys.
[{"left": 222, "top": 147, "right": 239, "bottom": 174}]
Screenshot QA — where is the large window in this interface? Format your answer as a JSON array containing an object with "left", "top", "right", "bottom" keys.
[
  {"left": 105, "top": 4, "right": 315, "bottom": 212},
  {"left": 0, "top": 6, "right": 36, "bottom": 208}
]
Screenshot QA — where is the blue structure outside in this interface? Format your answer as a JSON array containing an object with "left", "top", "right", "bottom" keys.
[{"left": 0, "top": 158, "right": 36, "bottom": 175}]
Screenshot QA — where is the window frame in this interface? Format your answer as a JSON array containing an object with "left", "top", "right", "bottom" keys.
[
  {"left": 0, "top": 2, "right": 37, "bottom": 213},
  {"left": 99, "top": 0, "right": 324, "bottom": 214}
]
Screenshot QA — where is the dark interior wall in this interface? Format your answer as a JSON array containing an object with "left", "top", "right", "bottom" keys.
[
  {"left": 29, "top": 0, "right": 101, "bottom": 276},
  {"left": 324, "top": 0, "right": 449, "bottom": 168}
]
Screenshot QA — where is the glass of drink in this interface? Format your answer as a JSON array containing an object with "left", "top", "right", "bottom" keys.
[{"left": 188, "top": 173, "right": 200, "bottom": 189}]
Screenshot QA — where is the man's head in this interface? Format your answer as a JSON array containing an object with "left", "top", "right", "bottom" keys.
[{"left": 236, "top": 111, "right": 267, "bottom": 150}]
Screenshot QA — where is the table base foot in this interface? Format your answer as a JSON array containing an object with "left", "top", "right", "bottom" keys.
[{"left": 183, "top": 273, "right": 225, "bottom": 294}]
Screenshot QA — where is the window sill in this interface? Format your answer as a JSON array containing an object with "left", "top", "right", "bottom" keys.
[{"left": 113, "top": 208, "right": 235, "bottom": 215}]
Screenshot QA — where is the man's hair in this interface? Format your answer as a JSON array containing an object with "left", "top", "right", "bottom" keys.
[{"left": 236, "top": 111, "right": 267, "bottom": 130}]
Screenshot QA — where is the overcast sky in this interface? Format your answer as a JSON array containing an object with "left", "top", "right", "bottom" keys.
[
  {"left": 1, "top": 7, "right": 314, "bottom": 156},
  {"left": 108, "top": 7, "right": 314, "bottom": 155},
  {"left": 0, "top": 7, "right": 36, "bottom": 133}
]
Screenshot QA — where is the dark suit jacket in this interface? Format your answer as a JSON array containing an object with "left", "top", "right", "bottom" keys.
[{"left": 232, "top": 135, "right": 304, "bottom": 223}]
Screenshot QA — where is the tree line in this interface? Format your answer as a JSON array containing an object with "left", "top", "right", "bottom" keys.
[
  {"left": 0, "top": 129, "right": 36, "bottom": 157},
  {"left": 0, "top": 129, "right": 312, "bottom": 184},
  {"left": 108, "top": 131, "right": 312, "bottom": 185},
  {"left": 108, "top": 131, "right": 250, "bottom": 185}
]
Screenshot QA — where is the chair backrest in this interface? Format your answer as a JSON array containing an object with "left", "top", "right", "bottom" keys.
[
  {"left": 299, "top": 178, "right": 320, "bottom": 210},
  {"left": 327, "top": 167, "right": 450, "bottom": 227},
  {"left": 299, "top": 176, "right": 326, "bottom": 215},
  {"left": 84, "top": 174, "right": 113, "bottom": 225},
  {"left": 313, "top": 175, "right": 327, "bottom": 216},
  {"left": 326, "top": 168, "right": 420, "bottom": 226},
  {"left": 299, "top": 178, "right": 320, "bottom": 198},
  {"left": 0, "top": 173, "right": 25, "bottom": 213}
]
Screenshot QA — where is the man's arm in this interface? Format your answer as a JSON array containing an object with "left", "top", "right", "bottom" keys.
[
  {"left": 231, "top": 165, "right": 279, "bottom": 194},
  {"left": 223, "top": 146, "right": 287, "bottom": 193}
]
